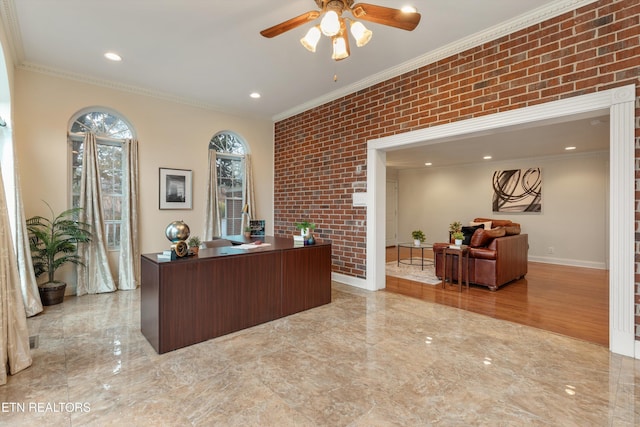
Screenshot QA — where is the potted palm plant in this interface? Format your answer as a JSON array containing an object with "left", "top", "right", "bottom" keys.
[{"left": 26, "top": 202, "right": 92, "bottom": 306}]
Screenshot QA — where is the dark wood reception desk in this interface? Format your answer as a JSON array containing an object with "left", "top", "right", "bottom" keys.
[{"left": 141, "top": 236, "right": 331, "bottom": 353}]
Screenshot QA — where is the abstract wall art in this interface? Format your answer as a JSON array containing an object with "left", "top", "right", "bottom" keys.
[{"left": 492, "top": 168, "right": 542, "bottom": 213}]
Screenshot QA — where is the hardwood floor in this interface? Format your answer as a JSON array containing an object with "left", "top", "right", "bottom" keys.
[{"left": 385, "top": 246, "right": 609, "bottom": 347}]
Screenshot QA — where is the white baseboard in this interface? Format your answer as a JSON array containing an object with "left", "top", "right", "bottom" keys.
[
  {"left": 331, "top": 272, "right": 371, "bottom": 290},
  {"left": 635, "top": 341, "right": 640, "bottom": 360},
  {"left": 528, "top": 255, "right": 607, "bottom": 270}
]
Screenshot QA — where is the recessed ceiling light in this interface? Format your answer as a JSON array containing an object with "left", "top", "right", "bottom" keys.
[
  {"left": 104, "top": 52, "right": 122, "bottom": 61},
  {"left": 425, "top": 162, "right": 432, "bottom": 166},
  {"left": 483, "top": 155, "right": 492, "bottom": 160},
  {"left": 565, "top": 146, "right": 576, "bottom": 150},
  {"left": 250, "top": 92, "right": 261, "bottom": 99},
  {"left": 401, "top": 5, "right": 417, "bottom": 13}
]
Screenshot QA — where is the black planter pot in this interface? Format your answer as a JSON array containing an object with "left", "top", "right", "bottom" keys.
[{"left": 38, "top": 281, "right": 67, "bottom": 306}]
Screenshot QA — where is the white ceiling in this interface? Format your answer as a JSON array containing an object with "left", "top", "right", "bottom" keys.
[
  {"left": 2, "top": 0, "right": 607, "bottom": 167},
  {"left": 4, "top": 0, "right": 577, "bottom": 120},
  {"left": 386, "top": 114, "right": 610, "bottom": 169}
]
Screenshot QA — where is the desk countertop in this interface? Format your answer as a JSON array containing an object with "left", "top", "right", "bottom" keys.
[{"left": 142, "top": 236, "right": 329, "bottom": 264}]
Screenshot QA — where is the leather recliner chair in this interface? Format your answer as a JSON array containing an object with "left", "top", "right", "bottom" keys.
[{"left": 433, "top": 218, "right": 528, "bottom": 291}]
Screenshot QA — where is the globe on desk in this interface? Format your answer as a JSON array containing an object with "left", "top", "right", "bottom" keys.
[{"left": 165, "top": 220, "right": 190, "bottom": 243}]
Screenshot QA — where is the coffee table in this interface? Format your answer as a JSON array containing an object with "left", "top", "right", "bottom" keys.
[{"left": 397, "top": 242, "right": 433, "bottom": 270}]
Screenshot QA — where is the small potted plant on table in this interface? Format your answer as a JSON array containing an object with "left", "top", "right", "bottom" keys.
[
  {"left": 187, "top": 235, "right": 201, "bottom": 255},
  {"left": 452, "top": 231, "right": 464, "bottom": 246},
  {"left": 26, "top": 202, "right": 92, "bottom": 306},
  {"left": 449, "top": 221, "right": 463, "bottom": 243},
  {"left": 295, "top": 221, "right": 316, "bottom": 238},
  {"left": 449, "top": 221, "right": 462, "bottom": 234},
  {"left": 295, "top": 220, "right": 317, "bottom": 245},
  {"left": 411, "top": 230, "right": 425, "bottom": 246}
]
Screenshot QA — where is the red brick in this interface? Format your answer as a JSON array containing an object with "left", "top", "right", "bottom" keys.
[{"left": 273, "top": 0, "right": 640, "bottom": 284}]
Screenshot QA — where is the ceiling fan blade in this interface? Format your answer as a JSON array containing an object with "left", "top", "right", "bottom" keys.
[
  {"left": 351, "top": 3, "right": 421, "bottom": 31},
  {"left": 260, "top": 10, "right": 321, "bottom": 38}
]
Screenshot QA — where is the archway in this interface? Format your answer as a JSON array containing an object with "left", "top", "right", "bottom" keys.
[{"left": 367, "top": 85, "right": 636, "bottom": 357}]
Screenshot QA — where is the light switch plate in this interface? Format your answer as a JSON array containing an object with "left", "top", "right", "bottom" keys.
[{"left": 352, "top": 192, "right": 367, "bottom": 206}]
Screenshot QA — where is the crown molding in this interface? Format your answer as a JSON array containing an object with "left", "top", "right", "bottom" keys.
[
  {"left": 272, "top": 0, "right": 598, "bottom": 122},
  {"left": 18, "top": 61, "right": 246, "bottom": 115},
  {"left": 2, "top": 0, "right": 256, "bottom": 117},
  {"left": 1, "top": 0, "right": 246, "bottom": 117},
  {"left": 1, "top": 0, "right": 223, "bottom": 113},
  {"left": 0, "top": 0, "right": 24, "bottom": 64},
  {"left": 2, "top": 0, "right": 598, "bottom": 123}
]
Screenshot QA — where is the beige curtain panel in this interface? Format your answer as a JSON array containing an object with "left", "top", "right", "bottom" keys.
[
  {"left": 204, "top": 149, "right": 221, "bottom": 240},
  {"left": 76, "top": 133, "right": 116, "bottom": 295},
  {"left": 245, "top": 153, "right": 256, "bottom": 219},
  {"left": 0, "top": 162, "right": 32, "bottom": 385},
  {"left": 13, "top": 146, "right": 42, "bottom": 317},
  {"left": 118, "top": 139, "right": 140, "bottom": 290}
]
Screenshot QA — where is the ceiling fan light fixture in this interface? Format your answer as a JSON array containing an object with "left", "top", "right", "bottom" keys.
[
  {"left": 350, "top": 21, "right": 372, "bottom": 47},
  {"left": 332, "top": 34, "right": 350, "bottom": 61},
  {"left": 261, "top": 1, "right": 421, "bottom": 61},
  {"left": 320, "top": 10, "right": 341, "bottom": 36},
  {"left": 301, "top": 26, "right": 322, "bottom": 52}
]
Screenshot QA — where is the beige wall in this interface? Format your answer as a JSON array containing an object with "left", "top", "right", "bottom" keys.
[
  {"left": 13, "top": 69, "right": 274, "bottom": 285},
  {"left": 396, "top": 151, "right": 609, "bottom": 269}
]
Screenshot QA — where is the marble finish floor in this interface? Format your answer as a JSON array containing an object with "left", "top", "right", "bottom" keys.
[{"left": 1, "top": 282, "right": 639, "bottom": 426}]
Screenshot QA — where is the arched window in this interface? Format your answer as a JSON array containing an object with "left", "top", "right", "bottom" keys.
[
  {"left": 69, "top": 109, "right": 135, "bottom": 249},
  {"left": 209, "top": 132, "right": 249, "bottom": 235}
]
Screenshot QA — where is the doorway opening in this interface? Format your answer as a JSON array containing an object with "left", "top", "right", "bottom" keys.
[{"left": 366, "top": 85, "right": 636, "bottom": 357}]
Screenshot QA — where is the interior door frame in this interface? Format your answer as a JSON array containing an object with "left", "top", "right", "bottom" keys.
[
  {"left": 385, "top": 179, "right": 398, "bottom": 247},
  {"left": 366, "top": 85, "right": 636, "bottom": 358}
]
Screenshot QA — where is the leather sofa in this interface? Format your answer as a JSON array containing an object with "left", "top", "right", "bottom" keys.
[{"left": 433, "top": 218, "right": 528, "bottom": 291}]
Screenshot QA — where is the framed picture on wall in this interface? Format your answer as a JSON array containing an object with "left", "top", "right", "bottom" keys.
[
  {"left": 492, "top": 167, "right": 542, "bottom": 213},
  {"left": 159, "top": 168, "right": 192, "bottom": 209}
]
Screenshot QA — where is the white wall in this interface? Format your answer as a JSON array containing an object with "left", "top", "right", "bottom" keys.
[
  {"left": 13, "top": 69, "right": 274, "bottom": 290},
  {"left": 397, "top": 151, "right": 609, "bottom": 269}
]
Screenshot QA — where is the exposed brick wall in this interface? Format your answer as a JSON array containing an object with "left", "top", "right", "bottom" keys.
[{"left": 274, "top": 0, "right": 640, "bottom": 297}]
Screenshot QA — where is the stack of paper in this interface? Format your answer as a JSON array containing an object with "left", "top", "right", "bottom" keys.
[{"left": 236, "top": 243, "right": 272, "bottom": 250}]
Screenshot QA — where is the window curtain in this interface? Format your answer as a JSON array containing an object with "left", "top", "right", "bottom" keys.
[
  {"left": 118, "top": 139, "right": 139, "bottom": 290},
  {"left": 76, "top": 132, "right": 116, "bottom": 295},
  {"left": 0, "top": 127, "right": 41, "bottom": 316},
  {"left": 244, "top": 153, "right": 256, "bottom": 219},
  {"left": 204, "top": 149, "right": 221, "bottom": 240},
  {"left": 0, "top": 163, "right": 32, "bottom": 385},
  {"left": 13, "top": 149, "right": 42, "bottom": 316}
]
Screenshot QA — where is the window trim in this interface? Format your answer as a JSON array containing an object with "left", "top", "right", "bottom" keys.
[
  {"left": 68, "top": 107, "right": 137, "bottom": 140},
  {"left": 209, "top": 131, "right": 249, "bottom": 236},
  {"left": 67, "top": 108, "right": 134, "bottom": 251}
]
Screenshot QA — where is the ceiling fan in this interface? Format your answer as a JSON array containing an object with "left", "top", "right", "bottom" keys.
[{"left": 260, "top": 0, "right": 421, "bottom": 61}]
